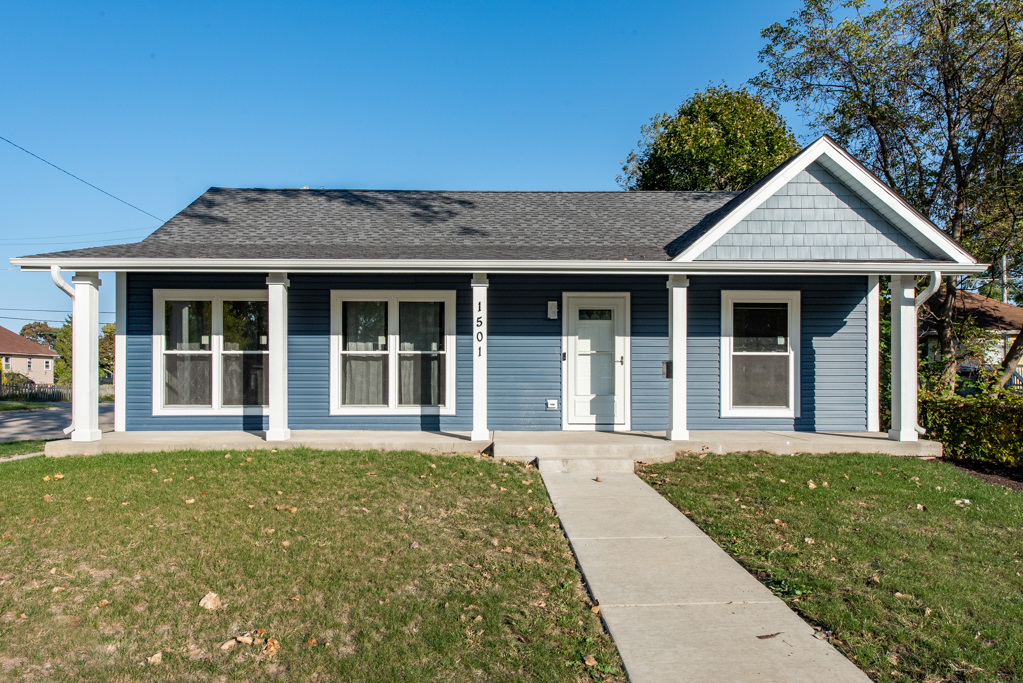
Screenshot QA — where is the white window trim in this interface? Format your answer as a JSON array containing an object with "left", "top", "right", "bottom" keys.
[
  {"left": 329, "top": 290, "right": 457, "bottom": 416},
  {"left": 720, "top": 290, "right": 801, "bottom": 419},
  {"left": 152, "top": 289, "right": 270, "bottom": 417}
]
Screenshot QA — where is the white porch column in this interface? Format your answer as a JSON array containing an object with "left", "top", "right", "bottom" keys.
[
  {"left": 71, "top": 272, "right": 102, "bottom": 442},
  {"left": 666, "top": 275, "right": 689, "bottom": 441},
  {"left": 471, "top": 273, "right": 489, "bottom": 441},
  {"left": 889, "top": 274, "right": 918, "bottom": 441},
  {"left": 866, "top": 275, "right": 880, "bottom": 432},
  {"left": 266, "top": 273, "right": 291, "bottom": 441},
  {"left": 114, "top": 272, "right": 127, "bottom": 432}
]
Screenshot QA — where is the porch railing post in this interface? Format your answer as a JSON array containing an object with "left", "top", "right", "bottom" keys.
[
  {"left": 471, "top": 273, "right": 489, "bottom": 441},
  {"left": 889, "top": 274, "right": 918, "bottom": 441},
  {"left": 71, "top": 272, "right": 102, "bottom": 442},
  {"left": 666, "top": 275, "right": 689, "bottom": 441},
  {"left": 266, "top": 272, "right": 291, "bottom": 441}
]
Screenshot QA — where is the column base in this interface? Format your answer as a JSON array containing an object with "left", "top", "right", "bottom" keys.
[
  {"left": 665, "top": 429, "right": 690, "bottom": 441},
  {"left": 71, "top": 429, "right": 102, "bottom": 442},
  {"left": 471, "top": 429, "right": 491, "bottom": 442},
  {"left": 265, "top": 429, "right": 291, "bottom": 442},
  {"left": 888, "top": 429, "right": 918, "bottom": 442}
]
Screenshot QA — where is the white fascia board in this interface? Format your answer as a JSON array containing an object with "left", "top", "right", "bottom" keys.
[
  {"left": 674, "top": 137, "right": 977, "bottom": 265},
  {"left": 10, "top": 256, "right": 986, "bottom": 276}
]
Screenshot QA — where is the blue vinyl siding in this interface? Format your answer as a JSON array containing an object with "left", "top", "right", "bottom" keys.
[
  {"left": 287, "top": 274, "right": 472, "bottom": 431},
  {"left": 687, "top": 275, "right": 867, "bottom": 431},
  {"left": 125, "top": 272, "right": 270, "bottom": 431},
  {"left": 487, "top": 275, "right": 668, "bottom": 431}
]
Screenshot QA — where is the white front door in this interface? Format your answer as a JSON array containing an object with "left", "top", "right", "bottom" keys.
[{"left": 565, "top": 294, "right": 628, "bottom": 429}]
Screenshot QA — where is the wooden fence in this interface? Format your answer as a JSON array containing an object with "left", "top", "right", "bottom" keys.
[{"left": 0, "top": 383, "right": 72, "bottom": 402}]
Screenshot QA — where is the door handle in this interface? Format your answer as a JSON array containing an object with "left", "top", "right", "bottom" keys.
[{"left": 617, "top": 356, "right": 624, "bottom": 365}]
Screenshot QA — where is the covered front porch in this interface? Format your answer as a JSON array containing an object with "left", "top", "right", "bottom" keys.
[{"left": 44, "top": 427, "right": 943, "bottom": 464}]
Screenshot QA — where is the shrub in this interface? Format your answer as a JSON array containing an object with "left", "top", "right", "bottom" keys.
[{"left": 922, "top": 392, "right": 1023, "bottom": 467}]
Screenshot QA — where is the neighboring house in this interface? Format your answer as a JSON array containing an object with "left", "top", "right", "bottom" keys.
[
  {"left": 0, "top": 325, "right": 58, "bottom": 384},
  {"left": 920, "top": 289, "right": 1023, "bottom": 365},
  {"left": 11, "top": 136, "right": 985, "bottom": 444}
]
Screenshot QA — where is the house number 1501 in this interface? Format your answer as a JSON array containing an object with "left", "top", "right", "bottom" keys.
[{"left": 476, "top": 301, "right": 484, "bottom": 356}]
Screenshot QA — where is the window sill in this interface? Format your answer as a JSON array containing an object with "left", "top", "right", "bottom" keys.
[
  {"left": 329, "top": 405, "right": 456, "bottom": 416},
  {"left": 721, "top": 407, "right": 795, "bottom": 419},
  {"left": 152, "top": 406, "right": 269, "bottom": 417}
]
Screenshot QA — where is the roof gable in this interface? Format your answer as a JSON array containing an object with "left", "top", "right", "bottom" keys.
[
  {"left": 0, "top": 325, "right": 59, "bottom": 357},
  {"left": 674, "top": 136, "right": 976, "bottom": 264},
  {"left": 695, "top": 162, "right": 935, "bottom": 260}
]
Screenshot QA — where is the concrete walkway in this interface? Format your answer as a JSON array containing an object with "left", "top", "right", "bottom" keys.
[{"left": 542, "top": 471, "right": 871, "bottom": 683}]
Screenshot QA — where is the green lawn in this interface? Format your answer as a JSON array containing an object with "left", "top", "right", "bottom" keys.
[
  {"left": 0, "top": 448, "right": 623, "bottom": 682},
  {"left": 0, "top": 440, "right": 50, "bottom": 458},
  {"left": 641, "top": 453, "right": 1023, "bottom": 683},
  {"left": 0, "top": 402, "right": 59, "bottom": 412}
]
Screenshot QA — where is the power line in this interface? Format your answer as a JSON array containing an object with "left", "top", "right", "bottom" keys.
[
  {"left": 0, "top": 315, "right": 113, "bottom": 324},
  {"left": 0, "top": 226, "right": 158, "bottom": 243},
  {"left": 0, "top": 134, "right": 166, "bottom": 223}
]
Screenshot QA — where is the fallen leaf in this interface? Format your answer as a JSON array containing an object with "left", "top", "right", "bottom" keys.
[
  {"left": 807, "top": 481, "right": 817, "bottom": 489},
  {"left": 97, "top": 600, "right": 110, "bottom": 607},
  {"left": 120, "top": 502, "right": 130, "bottom": 506},
  {"left": 163, "top": 478, "right": 173, "bottom": 483},
  {"left": 147, "top": 651, "right": 162, "bottom": 665},
  {"left": 804, "top": 537, "right": 815, "bottom": 544},
  {"left": 151, "top": 469, "right": 158, "bottom": 474},
  {"left": 409, "top": 542, "right": 420, "bottom": 549},
  {"left": 85, "top": 497, "right": 93, "bottom": 502},
  {"left": 366, "top": 472, "right": 377, "bottom": 477},
  {"left": 43, "top": 494, "right": 52, "bottom": 503},
  {"left": 583, "top": 655, "right": 597, "bottom": 666},
  {"left": 224, "top": 454, "right": 231, "bottom": 459},
  {"left": 281, "top": 541, "right": 291, "bottom": 548},
  {"left": 43, "top": 475, "right": 51, "bottom": 482},
  {"left": 595, "top": 477, "right": 603, "bottom": 482},
  {"left": 236, "top": 635, "right": 254, "bottom": 645},
  {"left": 591, "top": 605, "right": 600, "bottom": 614},
  {"left": 185, "top": 499, "right": 195, "bottom": 505},
  {"left": 757, "top": 632, "right": 783, "bottom": 639},
  {"left": 916, "top": 504, "right": 926, "bottom": 510},
  {"left": 246, "top": 457, "right": 253, "bottom": 462},
  {"left": 289, "top": 596, "right": 300, "bottom": 601},
  {"left": 263, "top": 637, "right": 280, "bottom": 657},
  {"left": 198, "top": 592, "right": 222, "bottom": 610},
  {"left": 220, "top": 639, "right": 237, "bottom": 651},
  {"left": 895, "top": 592, "right": 914, "bottom": 599},
  {"left": 501, "top": 546, "right": 513, "bottom": 553},
  {"left": 53, "top": 473, "right": 64, "bottom": 480}
]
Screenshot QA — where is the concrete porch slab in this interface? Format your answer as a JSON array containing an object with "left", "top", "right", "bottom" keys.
[
  {"left": 683, "top": 430, "right": 942, "bottom": 458},
  {"left": 493, "top": 430, "right": 677, "bottom": 464},
  {"left": 44, "top": 429, "right": 486, "bottom": 457}
]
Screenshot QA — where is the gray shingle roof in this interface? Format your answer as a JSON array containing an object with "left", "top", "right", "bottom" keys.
[{"left": 24, "top": 188, "right": 740, "bottom": 261}]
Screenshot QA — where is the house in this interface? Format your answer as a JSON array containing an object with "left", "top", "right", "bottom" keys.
[
  {"left": 0, "top": 325, "right": 58, "bottom": 384},
  {"left": 920, "top": 289, "right": 1022, "bottom": 364},
  {"left": 10, "top": 136, "right": 984, "bottom": 447}
]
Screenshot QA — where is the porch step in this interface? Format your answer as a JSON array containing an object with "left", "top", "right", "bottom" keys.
[
  {"left": 491, "top": 430, "right": 677, "bottom": 465},
  {"left": 535, "top": 458, "right": 636, "bottom": 473}
]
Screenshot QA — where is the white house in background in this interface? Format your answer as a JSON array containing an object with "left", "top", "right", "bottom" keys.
[
  {"left": 0, "top": 325, "right": 58, "bottom": 384},
  {"left": 10, "top": 136, "right": 987, "bottom": 446}
]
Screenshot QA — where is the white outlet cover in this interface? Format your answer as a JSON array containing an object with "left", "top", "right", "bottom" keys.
[{"left": 546, "top": 399, "right": 558, "bottom": 410}]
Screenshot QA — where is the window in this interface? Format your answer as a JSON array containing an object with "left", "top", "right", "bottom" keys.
[
  {"left": 152, "top": 290, "right": 269, "bottom": 415},
  {"left": 330, "top": 290, "right": 457, "bottom": 415},
  {"left": 720, "top": 291, "right": 800, "bottom": 418},
  {"left": 26, "top": 359, "right": 32, "bottom": 371},
  {"left": 2, "top": 357, "right": 9, "bottom": 371},
  {"left": 43, "top": 360, "right": 51, "bottom": 371}
]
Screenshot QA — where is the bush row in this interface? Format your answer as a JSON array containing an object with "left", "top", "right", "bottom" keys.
[{"left": 922, "top": 393, "right": 1023, "bottom": 468}]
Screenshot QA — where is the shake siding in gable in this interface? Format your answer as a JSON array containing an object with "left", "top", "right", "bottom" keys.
[
  {"left": 687, "top": 275, "right": 867, "bottom": 431},
  {"left": 487, "top": 275, "right": 669, "bottom": 431},
  {"left": 125, "top": 272, "right": 270, "bottom": 431},
  {"left": 696, "top": 163, "right": 935, "bottom": 261},
  {"left": 287, "top": 274, "right": 472, "bottom": 431}
]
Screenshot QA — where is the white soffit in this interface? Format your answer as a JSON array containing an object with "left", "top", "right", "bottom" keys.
[{"left": 673, "top": 137, "right": 976, "bottom": 265}]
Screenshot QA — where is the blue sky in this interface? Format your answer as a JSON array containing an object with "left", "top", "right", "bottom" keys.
[{"left": 0, "top": 0, "right": 807, "bottom": 331}]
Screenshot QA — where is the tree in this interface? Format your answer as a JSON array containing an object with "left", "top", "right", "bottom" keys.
[
  {"left": 754, "top": 0, "right": 1023, "bottom": 391},
  {"left": 99, "top": 323, "right": 115, "bottom": 379},
  {"left": 20, "top": 321, "right": 59, "bottom": 349},
  {"left": 53, "top": 316, "right": 72, "bottom": 385},
  {"left": 618, "top": 85, "right": 801, "bottom": 191}
]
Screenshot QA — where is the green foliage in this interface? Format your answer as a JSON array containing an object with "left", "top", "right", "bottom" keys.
[
  {"left": 919, "top": 316, "right": 1001, "bottom": 395},
  {"left": 879, "top": 277, "right": 891, "bottom": 432},
  {"left": 52, "top": 316, "right": 72, "bottom": 385},
  {"left": 19, "top": 321, "right": 59, "bottom": 349},
  {"left": 99, "top": 322, "right": 116, "bottom": 378},
  {"left": 618, "top": 84, "right": 800, "bottom": 191},
  {"left": 922, "top": 392, "right": 1023, "bottom": 467}
]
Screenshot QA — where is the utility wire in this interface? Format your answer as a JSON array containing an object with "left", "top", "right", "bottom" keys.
[
  {"left": 0, "top": 134, "right": 166, "bottom": 223},
  {"left": 0, "top": 308, "right": 115, "bottom": 314}
]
